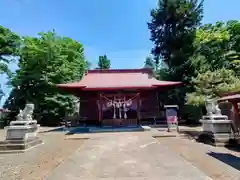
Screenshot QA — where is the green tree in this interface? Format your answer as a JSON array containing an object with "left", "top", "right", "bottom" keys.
[
  {"left": 227, "top": 20, "right": 240, "bottom": 52},
  {"left": 97, "top": 54, "right": 111, "bottom": 69},
  {"left": 4, "top": 30, "right": 88, "bottom": 125},
  {"left": 186, "top": 69, "right": 240, "bottom": 106},
  {"left": 144, "top": 56, "right": 155, "bottom": 70},
  {"left": 0, "top": 26, "right": 20, "bottom": 75},
  {"left": 185, "top": 21, "right": 240, "bottom": 107},
  {"left": 148, "top": 0, "right": 204, "bottom": 83},
  {"left": 191, "top": 21, "right": 240, "bottom": 76},
  {"left": 193, "top": 22, "right": 231, "bottom": 71},
  {"left": 0, "top": 26, "right": 20, "bottom": 97},
  {"left": 226, "top": 21, "right": 240, "bottom": 76}
]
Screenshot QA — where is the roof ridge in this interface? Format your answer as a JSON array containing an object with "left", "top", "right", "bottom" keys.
[{"left": 87, "top": 68, "right": 153, "bottom": 74}]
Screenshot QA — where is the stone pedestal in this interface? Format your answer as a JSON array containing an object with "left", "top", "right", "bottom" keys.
[
  {"left": 6, "top": 120, "right": 39, "bottom": 140},
  {"left": 199, "top": 115, "right": 233, "bottom": 146},
  {"left": 0, "top": 120, "right": 42, "bottom": 152}
]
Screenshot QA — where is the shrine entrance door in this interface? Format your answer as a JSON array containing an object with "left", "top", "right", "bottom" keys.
[{"left": 100, "top": 93, "right": 139, "bottom": 127}]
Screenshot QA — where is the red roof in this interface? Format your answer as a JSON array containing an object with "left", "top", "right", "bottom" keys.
[
  {"left": 218, "top": 94, "right": 240, "bottom": 101},
  {"left": 57, "top": 68, "right": 182, "bottom": 91}
]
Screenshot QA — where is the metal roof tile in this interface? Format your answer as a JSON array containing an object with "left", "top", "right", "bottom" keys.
[{"left": 57, "top": 69, "right": 182, "bottom": 90}]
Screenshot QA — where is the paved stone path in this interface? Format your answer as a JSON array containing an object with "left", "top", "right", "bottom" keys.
[
  {"left": 46, "top": 132, "right": 211, "bottom": 180},
  {"left": 156, "top": 136, "right": 240, "bottom": 180}
]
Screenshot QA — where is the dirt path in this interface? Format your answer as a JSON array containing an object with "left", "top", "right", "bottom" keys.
[{"left": 156, "top": 136, "right": 240, "bottom": 180}]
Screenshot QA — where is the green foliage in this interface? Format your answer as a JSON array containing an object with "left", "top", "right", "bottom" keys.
[
  {"left": 0, "top": 26, "right": 20, "bottom": 96},
  {"left": 186, "top": 21, "right": 240, "bottom": 106},
  {"left": 192, "top": 21, "right": 240, "bottom": 74},
  {"left": 227, "top": 20, "right": 240, "bottom": 52},
  {"left": 147, "top": 3, "right": 240, "bottom": 122},
  {"left": 186, "top": 69, "right": 240, "bottom": 106},
  {"left": 186, "top": 93, "right": 206, "bottom": 106},
  {"left": 4, "top": 30, "right": 87, "bottom": 125},
  {"left": 181, "top": 104, "right": 204, "bottom": 124},
  {"left": 97, "top": 54, "right": 111, "bottom": 69},
  {"left": 148, "top": 0, "right": 204, "bottom": 118},
  {"left": 150, "top": 14, "right": 240, "bottom": 108},
  {"left": 0, "top": 26, "right": 20, "bottom": 63},
  {"left": 193, "top": 22, "right": 229, "bottom": 71},
  {"left": 144, "top": 56, "right": 155, "bottom": 70},
  {"left": 148, "top": 0, "right": 204, "bottom": 82}
]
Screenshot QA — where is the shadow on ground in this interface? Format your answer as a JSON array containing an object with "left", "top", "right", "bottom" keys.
[
  {"left": 40, "top": 126, "right": 146, "bottom": 135},
  {"left": 180, "top": 130, "right": 214, "bottom": 145},
  {"left": 180, "top": 130, "right": 240, "bottom": 149},
  {"left": 39, "top": 127, "right": 66, "bottom": 134},
  {"left": 225, "top": 143, "right": 240, "bottom": 153},
  {"left": 207, "top": 152, "right": 240, "bottom": 171},
  {"left": 179, "top": 123, "right": 201, "bottom": 127},
  {"left": 179, "top": 130, "right": 201, "bottom": 140}
]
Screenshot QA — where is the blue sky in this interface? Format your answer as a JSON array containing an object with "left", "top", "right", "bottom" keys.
[{"left": 1, "top": 0, "right": 240, "bottom": 106}]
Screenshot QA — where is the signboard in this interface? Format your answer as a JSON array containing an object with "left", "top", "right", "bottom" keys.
[{"left": 166, "top": 108, "right": 178, "bottom": 124}]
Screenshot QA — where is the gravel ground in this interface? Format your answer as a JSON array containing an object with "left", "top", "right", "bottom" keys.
[
  {"left": 156, "top": 136, "right": 240, "bottom": 180},
  {"left": 0, "top": 131, "right": 85, "bottom": 180}
]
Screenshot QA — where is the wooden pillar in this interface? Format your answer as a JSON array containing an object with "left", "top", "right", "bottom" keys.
[
  {"left": 233, "top": 101, "right": 240, "bottom": 121},
  {"left": 78, "top": 98, "right": 81, "bottom": 115},
  {"left": 98, "top": 93, "right": 102, "bottom": 125},
  {"left": 137, "top": 93, "right": 141, "bottom": 125},
  {"left": 156, "top": 90, "right": 160, "bottom": 117}
]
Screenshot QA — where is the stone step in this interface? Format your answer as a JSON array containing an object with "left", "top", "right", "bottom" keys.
[
  {"left": 0, "top": 138, "right": 42, "bottom": 151},
  {"left": 0, "top": 137, "right": 39, "bottom": 145}
]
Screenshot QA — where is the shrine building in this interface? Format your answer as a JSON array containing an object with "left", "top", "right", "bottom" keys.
[{"left": 57, "top": 68, "right": 182, "bottom": 127}]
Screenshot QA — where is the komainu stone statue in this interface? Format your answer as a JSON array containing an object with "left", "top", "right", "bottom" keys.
[
  {"left": 1, "top": 103, "right": 43, "bottom": 152},
  {"left": 199, "top": 99, "right": 233, "bottom": 146},
  {"left": 205, "top": 99, "right": 222, "bottom": 116},
  {"left": 16, "top": 103, "right": 34, "bottom": 121}
]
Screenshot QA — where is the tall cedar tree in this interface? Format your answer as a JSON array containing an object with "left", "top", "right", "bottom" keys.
[
  {"left": 148, "top": 0, "right": 204, "bottom": 83},
  {"left": 98, "top": 55, "right": 111, "bottom": 69}
]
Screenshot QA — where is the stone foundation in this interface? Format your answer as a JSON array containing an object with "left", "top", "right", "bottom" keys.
[
  {"left": 199, "top": 119, "right": 234, "bottom": 146},
  {"left": 0, "top": 137, "right": 43, "bottom": 151},
  {"left": 0, "top": 120, "right": 42, "bottom": 153},
  {"left": 198, "top": 131, "right": 234, "bottom": 146}
]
